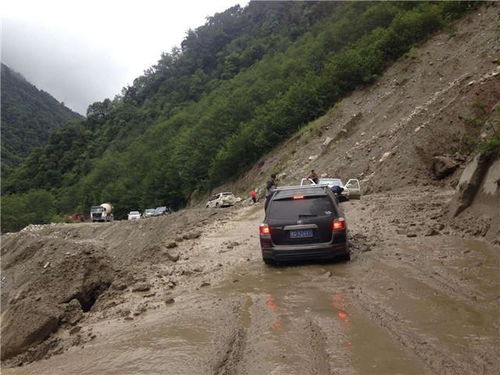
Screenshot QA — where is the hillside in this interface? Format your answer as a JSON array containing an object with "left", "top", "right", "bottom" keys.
[
  {"left": 1, "top": 1, "right": 481, "bottom": 233},
  {"left": 229, "top": 3, "right": 499, "bottom": 197},
  {"left": 1, "top": 63, "right": 83, "bottom": 174}
]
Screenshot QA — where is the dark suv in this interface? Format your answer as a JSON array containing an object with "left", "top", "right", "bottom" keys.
[{"left": 259, "top": 185, "right": 349, "bottom": 265}]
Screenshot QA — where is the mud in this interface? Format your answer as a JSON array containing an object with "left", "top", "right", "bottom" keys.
[{"left": 2, "top": 186, "right": 499, "bottom": 374}]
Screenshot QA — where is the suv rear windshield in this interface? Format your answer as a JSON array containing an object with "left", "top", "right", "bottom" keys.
[{"left": 268, "top": 196, "right": 335, "bottom": 220}]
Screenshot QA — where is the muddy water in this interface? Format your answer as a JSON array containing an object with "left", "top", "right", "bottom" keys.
[{"left": 211, "top": 263, "right": 427, "bottom": 374}]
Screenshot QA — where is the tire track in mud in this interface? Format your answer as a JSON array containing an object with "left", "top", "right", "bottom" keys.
[
  {"left": 299, "top": 318, "right": 332, "bottom": 375},
  {"left": 212, "top": 299, "right": 247, "bottom": 375},
  {"left": 349, "top": 288, "right": 479, "bottom": 375},
  {"left": 214, "top": 328, "right": 247, "bottom": 375}
]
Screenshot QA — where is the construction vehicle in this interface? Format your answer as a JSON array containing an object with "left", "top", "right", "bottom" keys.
[{"left": 90, "top": 203, "right": 113, "bottom": 222}]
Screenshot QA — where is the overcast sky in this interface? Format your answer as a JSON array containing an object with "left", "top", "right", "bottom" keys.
[{"left": 2, "top": 0, "right": 248, "bottom": 114}]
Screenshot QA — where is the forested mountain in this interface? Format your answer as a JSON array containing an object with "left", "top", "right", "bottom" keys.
[
  {"left": 2, "top": 1, "right": 477, "bottom": 232},
  {"left": 1, "top": 63, "right": 83, "bottom": 175}
]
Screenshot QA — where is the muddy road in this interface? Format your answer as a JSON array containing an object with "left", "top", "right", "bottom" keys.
[{"left": 2, "top": 188, "right": 499, "bottom": 375}]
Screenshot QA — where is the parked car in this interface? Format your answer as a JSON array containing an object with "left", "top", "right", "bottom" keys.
[
  {"left": 317, "top": 177, "right": 361, "bottom": 199},
  {"left": 317, "top": 177, "right": 344, "bottom": 188},
  {"left": 143, "top": 208, "right": 156, "bottom": 218},
  {"left": 128, "top": 211, "right": 141, "bottom": 221},
  {"left": 154, "top": 206, "right": 172, "bottom": 216},
  {"left": 206, "top": 192, "right": 241, "bottom": 208},
  {"left": 259, "top": 184, "right": 350, "bottom": 265}
]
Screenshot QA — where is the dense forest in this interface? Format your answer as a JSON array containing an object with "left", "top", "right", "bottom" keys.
[
  {"left": 1, "top": 63, "right": 82, "bottom": 175},
  {"left": 2, "top": 1, "right": 477, "bottom": 232}
]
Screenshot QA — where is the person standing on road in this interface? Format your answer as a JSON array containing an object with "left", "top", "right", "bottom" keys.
[
  {"left": 265, "top": 174, "right": 277, "bottom": 211},
  {"left": 251, "top": 189, "right": 257, "bottom": 204},
  {"left": 308, "top": 169, "right": 319, "bottom": 184}
]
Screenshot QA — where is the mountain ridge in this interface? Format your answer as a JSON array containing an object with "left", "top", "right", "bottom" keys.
[{"left": 1, "top": 63, "right": 83, "bottom": 174}]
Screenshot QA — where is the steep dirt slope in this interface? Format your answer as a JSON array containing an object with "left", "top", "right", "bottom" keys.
[{"left": 227, "top": 4, "right": 499, "bottom": 201}]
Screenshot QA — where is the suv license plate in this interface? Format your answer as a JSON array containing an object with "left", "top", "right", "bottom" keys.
[{"left": 290, "top": 229, "right": 313, "bottom": 239}]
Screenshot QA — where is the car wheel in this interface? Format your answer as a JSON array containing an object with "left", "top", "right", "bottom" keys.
[
  {"left": 263, "top": 258, "right": 275, "bottom": 266},
  {"left": 339, "top": 252, "right": 351, "bottom": 262}
]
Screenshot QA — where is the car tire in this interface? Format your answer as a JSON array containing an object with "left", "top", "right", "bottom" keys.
[
  {"left": 263, "top": 258, "right": 275, "bottom": 266},
  {"left": 339, "top": 252, "right": 351, "bottom": 262}
]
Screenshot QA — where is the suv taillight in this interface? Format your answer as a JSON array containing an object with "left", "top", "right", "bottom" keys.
[
  {"left": 332, "top": 218, "right": 345, "bottom": 231},
  {"left": 259, "top": 224, "right": 270, "bottom": 235}
]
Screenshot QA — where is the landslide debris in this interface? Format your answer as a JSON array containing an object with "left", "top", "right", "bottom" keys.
[{"left": 1, "top": 207, "right": 235, "bottom": 365}]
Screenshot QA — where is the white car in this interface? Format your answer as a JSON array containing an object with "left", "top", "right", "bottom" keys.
[
  {"left": 128, "top": 211, "right": 141, "bottom": 220},
  {"left": 143, "top": 208, "right": 156, "bottom": 218},
  {"left": 206, "top": 192, "right": 241, "bottom": 208},
  {"left": 317, "top": 177, "right": 362, "bottom": 199}
]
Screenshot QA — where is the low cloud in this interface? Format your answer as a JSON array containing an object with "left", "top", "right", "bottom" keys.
[{"left": 2, "top": 19, "right": 128, "bottom": 114}]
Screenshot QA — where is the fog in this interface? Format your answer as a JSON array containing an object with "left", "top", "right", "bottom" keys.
[{"left": 1, "top": 0, "right": 247, "bottom": 115}]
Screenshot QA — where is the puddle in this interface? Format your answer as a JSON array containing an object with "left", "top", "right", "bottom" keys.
[{"left": 212, "top": 264, "right": 427, "bottom": 374}]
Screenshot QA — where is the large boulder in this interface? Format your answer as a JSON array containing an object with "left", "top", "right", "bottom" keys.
[
  {"left": 1, "top": 299, "right": 61, "bottom": 360},
  {"left": 448, "top": 152, "right": 495, "bottom": 217}
]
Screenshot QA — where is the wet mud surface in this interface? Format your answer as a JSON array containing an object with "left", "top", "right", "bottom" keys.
[{"left": 2, "top": 188, "right": 499, "bottom": 374}]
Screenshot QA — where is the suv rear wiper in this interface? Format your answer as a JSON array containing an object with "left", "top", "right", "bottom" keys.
[{"left": 298, "top": 213, "right": 317, "bottom": 217}]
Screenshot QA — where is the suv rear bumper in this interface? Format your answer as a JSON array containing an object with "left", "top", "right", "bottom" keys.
[{"left": 261, "top": 242, "right": 348, "bottom": 262}]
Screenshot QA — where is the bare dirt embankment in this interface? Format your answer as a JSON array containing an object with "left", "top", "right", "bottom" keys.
[{"left": 1, "top": 4, "right": 499, "bottom": 374}]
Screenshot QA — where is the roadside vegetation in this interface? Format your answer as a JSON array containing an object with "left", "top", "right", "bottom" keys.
[{"left": 2, "top": 1, "right": 478, "bottom": 232}]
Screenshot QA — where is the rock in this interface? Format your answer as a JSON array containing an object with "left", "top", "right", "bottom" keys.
[
  {"left": 308, "top": 155, "right": 318, "bottom": 161},
  {"left": 432, "top": 156, "right": 459, "bottom": 179},
  {"left": 424, "top": 228, "right": 439, "bottom": 236},
  {"left": 131, "top": 283, "right": 151, "bottom": 292},
  {"left": 226, "top": 241, "right": 239, "bottom": 249},
  {"left": 165, "top": 297, "right": 175, "bottom": 305},
  {"left": 166, "top": 241, "right": 178, "bottom": 249},
  {"left": 435, "top": 223, "right": 445, "bottom": 231},
  {"left": 379, "top": 151, "right": 391, "bottom": 163},
  {"left": 183, "top": 231, "right": 201, "bottom": 240},
  {"left": 165, "top": 251, "right": 179, "bottom": 262},
  {"left": 200, "top": 281, "right": 211, "bottom": 288},
  {"left": 112, "top": 281, "right": 128, "bottom": 291},
  {"left": 323, "top": 137, "right": 333, "bottom": 147},
  {"left": 406, "top": 232, "right": 417, "bottom": 238},
  {"left": 448, "top": 152, "right": 494, "bottom": 216}
]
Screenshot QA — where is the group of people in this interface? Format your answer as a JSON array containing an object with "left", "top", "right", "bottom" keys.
[
  {"left": 253, "top": 169, "right": 322, "bottom": 210},
  {"left": 250, "top": 169, "right": 346, "bottom": 209}
]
